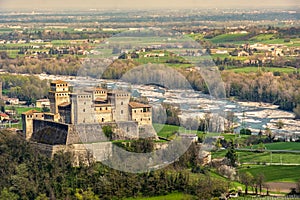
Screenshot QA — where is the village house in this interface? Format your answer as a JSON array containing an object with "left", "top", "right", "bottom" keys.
[
  {"left": 0, "top": 113, "right": 9, "bottom": 121},
  {"left": 36, "top": 99, "right": 51, "bottom": 109},
  {"left": 7, "top": 98, "right": 19, "bottom": 105}
]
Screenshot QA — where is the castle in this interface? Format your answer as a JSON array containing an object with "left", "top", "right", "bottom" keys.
[{"left": 22, "top": 80, "right": 156, "bottom": 163}]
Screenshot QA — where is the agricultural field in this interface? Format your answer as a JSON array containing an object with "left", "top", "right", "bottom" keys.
[
  {"left": 248, "top": 142, "right": 300, "bottom": 151},
  {"left": 226, "top": 66, "right": 296, "bottom": 73},
  {"left": 249, "top": 34, "right": 275, "bottom": 42},
  {"left": 239, "top": 165, "right": 300, "bottom": 182},
  {"left": 207, "top": 33, "right": 249, "bottom": 44},
  {"left": 212, "top": 150, "right": 300, "bottom": 165}
]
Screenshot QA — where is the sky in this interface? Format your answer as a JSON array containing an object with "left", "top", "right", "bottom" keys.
[{"left": 0, "top": 0, "right": 299, "bottom": 10}]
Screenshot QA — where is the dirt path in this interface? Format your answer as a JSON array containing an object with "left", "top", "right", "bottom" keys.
[{"left": 266, "top": 182, "right": 297, "bottom": 193}]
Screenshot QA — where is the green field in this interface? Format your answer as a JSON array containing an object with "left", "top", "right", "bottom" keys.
[
  {"left": 212, "top": 150, "right": 300, "bottom": 165},
  {"left": 227, "top": 66, "right": 296, "bottom": 73},
  {"left": 153, "top": 124, "right": 202, "bottom": 139},
  {"left": 206, "top": 33, "right": 300, "bottom": 46},
  {"left": 5, "top": 106, "right": 42, "bottom": 116},
  {"left": 239, "top": 165, "right": 300, "bottom": 182},
  {"left": 208, "top": 33, "right": 249, "bottom": 44},
  {"left": 248, "top": 142, "right": 300, "bottom": 151},
  {"left": 250, "top": 34, "right": 275, "bottom": 42},
  {"left": 125, "top": 193, "right": 195, "bottom": 200}
]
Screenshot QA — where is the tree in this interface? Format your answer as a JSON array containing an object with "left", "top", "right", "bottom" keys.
[
  {"left": 102, "top": 125, "right": 113, "bottom": 140},
  {"left": 225, "top": 111, "right": 235, "bottom": 133},
  {"left": 276, "top": 120, "right": 284, "bottom": 129},
  {"left": 41, "top": 107, "right": 50, "bottom": 113},
  {"left": 35, "top": 193, "right": 48, "bottom": 200},
  {"left": 240, "top": 128, "right": 251, "bottom": 135},
  {"left": 215, "top": 139, "right": 222, "bottom": 150},
  {"left": 239, "top": 172, "right": 254, "bottom": 195},
  {"left": 225, "top": 145, "right": 237, "bottom": 167},
  {"left": 0, "top": 188, "right": 19, "bottom": 200},
  {"left": 294, "top": 104, "right": 300, "bottom": 119},
  {"left": 75, "top": 188, "right": 99, "bottom": 200},
  {"left": 255, "top": 173, "right": 265, "bottom": 195}
]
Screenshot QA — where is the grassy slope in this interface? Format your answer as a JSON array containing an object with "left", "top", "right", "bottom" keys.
[
  {"left": 239, "top": 165, "right": 300, "bottom": 182},
  {"left": 153, "top": 123, "right": 202, "bottom": 139}
]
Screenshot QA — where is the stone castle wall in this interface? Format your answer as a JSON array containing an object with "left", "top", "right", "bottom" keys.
[{"left": 32, "top": 119, "right": 69, "bottom": 145}]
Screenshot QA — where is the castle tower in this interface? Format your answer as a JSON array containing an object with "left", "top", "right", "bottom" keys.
[
  {"left": 84, "top": 87, "right": 108, "bottom": 101},
  {"left": 108, "top": 90, "right": 130, "bottom": 122},
  {"left": 21, "top": 110, "right": 44, "bottom": 140},
  {"left": 70, "top": 92, "right": 94, "bottom": 124},
  {"left": 48, "top": 80, "right": 70, "bottom": 114}
]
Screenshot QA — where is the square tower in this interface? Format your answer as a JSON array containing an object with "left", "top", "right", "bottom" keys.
[
  {"left": 49, "top": 80, "right": 70, "bottom": 114},
  {"left": 70, "top": 92, "right": 94, "bottom": 124},
  {"left": 108, "top": 90, "right": 130, "bottom": 122}
]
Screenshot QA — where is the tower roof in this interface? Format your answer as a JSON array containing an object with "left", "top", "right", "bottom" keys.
[
  {"left": 22, "top": 109, "right": 41, "bottom": 115},
  {"left": 51, "top": 80, "right": 68, "bottom": 85},
  {"left": 129, "top": 102, "right": 151, "bottom": 108}
]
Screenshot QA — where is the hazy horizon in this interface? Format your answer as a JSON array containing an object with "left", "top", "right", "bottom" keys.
[{"left": 0, "top": 0, "right": 299, "bottom": 11}]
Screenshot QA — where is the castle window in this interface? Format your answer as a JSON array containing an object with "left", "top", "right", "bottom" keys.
[
  {"left": 141, "top": 118, "right": 143, "bottom": 121},
  {"left": 121, "top": 101, "right": 123, "bottom": 105},
  {"left": 106, "top": 107, "right": 108, "bottom": 110},
  {"left": 83, "top": 109, "right": 85, "bottom": 112},
  {"left": 100, "top": 107, "right": 102, "bottom": 111},
  {"left": 134, "top": 110, "right": 136, "bottom": 113},
  {"left": 121, "top": 110, "right": 123, "bottom": 114},
  {"left": 84, "top": 102, "right": 86, "bottom": 105},
  {"left": 101, "top": 118, "right": 104, "bottom": 122}
]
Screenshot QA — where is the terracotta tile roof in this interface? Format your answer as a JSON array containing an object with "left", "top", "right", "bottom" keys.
[
  {"left": 22, "top": 109, "right": 41, "bottom": 115},
  {"left": 0, "top": 113, "right": 9, "bottom": 117},
  {"left": 95, "top": 87, "right": 106, "bottom": 91},
  {"left": 51, "top": 80, "right": 68, "bottom": 84},
  {"left": 58, "top": 102, "right": 71, "bottom": 107},
  {"left": 129, "top": 102, "right": 151, "bottom": 108}
]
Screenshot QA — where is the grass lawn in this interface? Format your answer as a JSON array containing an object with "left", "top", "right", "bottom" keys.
[
  {"left": 239, "top": 165, "right": 300, "bottom": 182},
  {"left": 124, "top": 193, "right": 195, "bottom": 200},
  {"left": 227, "top": 66, "right": 296, "bottom": 73},
  {"left": 5, "top": 106, "right": 42, "bottom": 116},
  {"left": 248, "top": 142, "right": 300, "bottom": 151}
]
